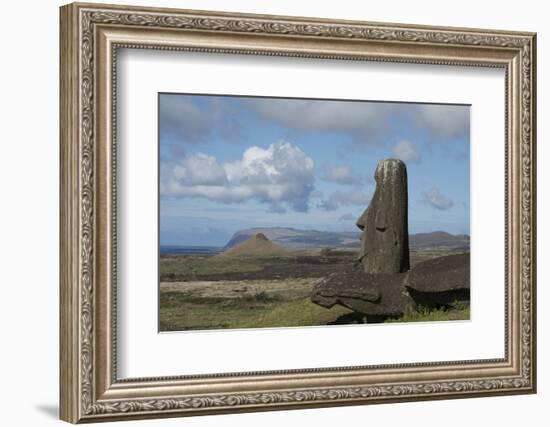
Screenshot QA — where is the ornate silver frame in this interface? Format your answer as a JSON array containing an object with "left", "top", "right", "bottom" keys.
[{"left": 60, "top": 2, "right": 537, "bottom": 423}]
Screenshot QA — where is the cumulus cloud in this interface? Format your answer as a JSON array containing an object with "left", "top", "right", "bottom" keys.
[
  {"left": 159, "top": 94, "right": 247, "bottom": 147},
  {"left": 160, "top": 140, "right": 315, "bottom": 212},
  {"left": 317, "top": 199, "right": 339, "bottom": 212},
  {"left": 338, "top": 213, "right": 356, "bottom": 221},
  {"left": 243, "top": 98, "right": 469, "bottom": 145},
  {"left": 159, "top": 95, "right": 470, "bottom": 156},
  {"left": 169, "top": 153, "right": 228, "bottom": 186},
  {"left": 160, "top": 95, "right": 213, "bottom": 145},
  {"left": 310, "top": 190, "right": 324, "bottom": 199},
  {"left": 391, "top": 140, "right": 421, "bottom": 164},
  {"left": 244, "top": 98, "right": 394, "bottom": 144},
  {"left": 418, "top": 104, "right": 470, "bottom": 140},
  {"left": 422, "top": 188, "right": 454, "bottom": 210},
  {"left": 322, "top": 165, "right": 363, "bottom": 185},
  {"left": 318, "top": 190, "right": 370, "bottom": 211}
]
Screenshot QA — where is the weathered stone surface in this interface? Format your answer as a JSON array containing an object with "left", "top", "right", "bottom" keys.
[
  {"left": 311, "top": 253, "right": 470, "bottom": 321},
  {"left": 405, "top": 253, "right": 470, "bottom": 308},
  {"left": 310, "top": 159, "right": 470, "bottom": 322},
  {"left": 311, "top": 265, "right": 410, "bottom": 320},
  {"left": 357, "top": 159, "right": 410, "bottom": 274}
]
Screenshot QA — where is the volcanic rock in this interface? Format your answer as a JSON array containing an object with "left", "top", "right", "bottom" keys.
[
  {"left": 357, "top": 159, "right": 410, "bottom": 274},
  {"left": 311, "top": 265, "right": 411, "bottom": 321},
  {"left": 311, "top": 253, "right": 470, "bottom": 321},
  {"left": 405, "top": 253, "right": 470, "bottom": 308}
]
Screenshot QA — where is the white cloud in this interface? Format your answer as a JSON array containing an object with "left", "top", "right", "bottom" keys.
[
  {"left": 245, "top": 98, "right": 469, "bottom": 144},
  {"left": 161, "top": 140, "right": 315, "bottom": 212},
  {"left": 317, "top": 199, "right": 339, "bottom": 212},
  {"left": 171, "top": 153, "right": 227, "bottom": 186},
  {"left": 159, "top": 95, "right": 247, "bottom": 147},
  {"left": 391, "top": 140, "right": 421, "bottom": 164},
  {"left": 245, "top": 98, "right": 394, "bottom": 144},
  {"left": 318, "top": 190, "right": 370, "bottom": 211},
  {"left": 160, "top": 96, "right": 470, "bottom": 154},
  {"left": 418, "top": 104, "right": 470, "bottom": 139},
  {"left": 252, "top": 99, "right": 386, "bottom": 133},
  {"left": 422, "top": 188, "right": 454, "bottom": 210},
  {"left": 322, "top": 165, "right": 363, "bottom": 185},
  {"left": 160, "top": 96, "right": 212, "bottom": 144}
]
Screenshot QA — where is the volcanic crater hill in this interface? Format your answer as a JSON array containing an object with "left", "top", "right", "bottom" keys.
[{"left": 220, "top": 233, "right": 289, "bottom": 257}]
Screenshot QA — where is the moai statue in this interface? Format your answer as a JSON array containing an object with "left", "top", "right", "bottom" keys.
[{"left": 356, "top": 159, "right": 410, "bottom": 274}]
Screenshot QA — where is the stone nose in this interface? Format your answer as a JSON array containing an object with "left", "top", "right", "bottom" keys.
[{"left": 356, "top": 208, "right": 368, "bottom": 230}]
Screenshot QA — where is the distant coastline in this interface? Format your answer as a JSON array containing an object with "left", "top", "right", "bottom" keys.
[
  {"left": 160, "top": 246, "right": 224, "bottom": 256},
  {"left": 161, "top": 228, "right": 470, "bottom": 255}
]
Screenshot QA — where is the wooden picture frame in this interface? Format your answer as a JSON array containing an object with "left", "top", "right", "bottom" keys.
[{"left": 60, "top": 2, "right": 536, "bottom": 423}]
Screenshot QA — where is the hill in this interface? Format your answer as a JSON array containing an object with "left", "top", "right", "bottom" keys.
[
  {"left": 221, "top": 233, "right": 288, "bottom": 257},
  {"left": 409, "top": 231, "right": 470, "bottom": 248},
  {"left": 224, "top": 227, "right": 359, "bottom": 250},
  {"left": 224, "top": 228, "right": 469, "bottom": 250}
]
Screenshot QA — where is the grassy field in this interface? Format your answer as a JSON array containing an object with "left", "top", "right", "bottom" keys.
[
  {"left": 160, "top": 278, "right": 356, "bottom": 331},
  {"left": 159, "top": 249, "right": 469, "bottom": 331},
  {"left": 385, "top": 303, "right": 470, "bottom": 324},
  {"left": 160, "top": 249, "right": 447, "bottom": 279},
  {"left": 160, "top": 255, "right": 264, "bottom": 277}
]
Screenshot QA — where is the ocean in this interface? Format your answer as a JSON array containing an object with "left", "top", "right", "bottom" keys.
[{"left": 159, "top": 246, "right": 224, "bottom": 255}]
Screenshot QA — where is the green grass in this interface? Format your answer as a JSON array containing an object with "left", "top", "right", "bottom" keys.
[
  {"left": 160, "top": 292, "right": 469, "bottom": 331},
  {"left": 160, "top": 285, "right": 470, "bottom": 331},
  {"left": 160, "top": 291, "right": 276, "bottom": 331},
  {"left": 159, "top": 290, "right": 354, "bottom": 331},
  {"left": 232, "top": 299, "right": 355, "bottom": 329},
  {"left": 385, "top": 304, "right": 470, "bottom": 323},
  {"left": 159, "top": 253, "right": 470, "bottom": 330},
  {"left": 160, "top": 255, "right": 264, "bottom": 277}
]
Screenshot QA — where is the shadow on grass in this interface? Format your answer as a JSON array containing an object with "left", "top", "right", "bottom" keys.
[{"left": 327, "top": 312, "right": 367, "bottom": 325}]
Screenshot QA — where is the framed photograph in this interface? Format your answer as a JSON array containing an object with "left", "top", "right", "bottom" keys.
[{"left": 60, "top": 2, "right": 537, "bottom": 423}]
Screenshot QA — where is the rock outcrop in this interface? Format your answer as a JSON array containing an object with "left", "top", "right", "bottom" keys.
[
  {"left": 311, "top": 253, "right": 470, "bottom": 321},
  {"left": 309, "top": 159, "right": 469, "bottom": 322},
  {"left": 404, "top": 253, "right": 470, "bottom": 308},
  {"left": 311, "top": 265, "right": 411, "bottom": 321},
  {"left": 357, "top": 159, "right": 410, "bottom": 274}
]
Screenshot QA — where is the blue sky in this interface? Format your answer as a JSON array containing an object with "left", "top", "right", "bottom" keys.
[{"left": 159, "top": 93, "right": 470, "bottom": 246}]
